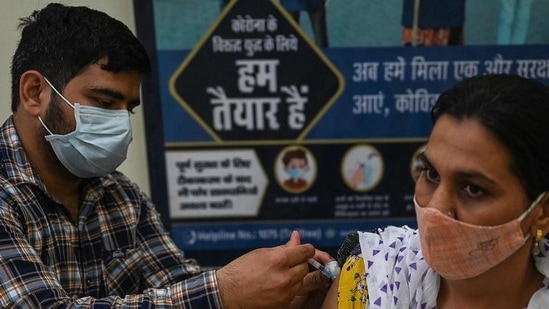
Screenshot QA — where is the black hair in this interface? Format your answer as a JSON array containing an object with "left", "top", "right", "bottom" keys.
[
  {"left": 432, "top": 74, "right": 549, "bottom": 200},
  {"left": 11, "top": 3, "right": 151, "bottom": 112},
  {"left": 282, "top": 148, "right": 308, "bottom": 167}
]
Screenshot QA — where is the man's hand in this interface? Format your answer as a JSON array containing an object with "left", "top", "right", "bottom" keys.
[
  {"left": 216, "top": 231, "right": 315, "bottom": 309},
  {"left": 287, "top": 231, "right": 334, "bottom": 309}
]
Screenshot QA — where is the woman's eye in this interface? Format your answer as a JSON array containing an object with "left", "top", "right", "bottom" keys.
[
  {"left": 423, "top": 167, "right": 439, "bottom": 182},
  {"left": 463, "top": 184, "right": 484, "bottom": 197}
]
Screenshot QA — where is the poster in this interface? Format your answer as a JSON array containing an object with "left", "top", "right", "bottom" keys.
[{"left": 135, "top": 0, "right": 549, "bottom": 266}]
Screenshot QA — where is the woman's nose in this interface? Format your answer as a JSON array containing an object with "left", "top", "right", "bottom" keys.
[{"left": 417, "top": 186, "right": 456, "bottom": 218}]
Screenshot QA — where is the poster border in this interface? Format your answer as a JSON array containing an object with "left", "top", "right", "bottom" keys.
[{"left": 133, "top": 0, "right": 171, "bottom": 230}]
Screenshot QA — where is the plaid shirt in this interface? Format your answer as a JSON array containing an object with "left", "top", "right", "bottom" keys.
[{"left": 0, "top": 117, "right": 223, "bottom": 308}]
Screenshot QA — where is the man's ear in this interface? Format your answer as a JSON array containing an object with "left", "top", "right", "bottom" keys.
[{"left": 18, "top": 70, "right": 49, "bottom": 116}]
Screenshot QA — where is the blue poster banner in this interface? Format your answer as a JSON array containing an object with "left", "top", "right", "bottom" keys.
[{"left": 135, "top": 0, "right": 549, "bottom": 266}]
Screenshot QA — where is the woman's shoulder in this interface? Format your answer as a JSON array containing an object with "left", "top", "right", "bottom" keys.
[
  {"left": 337, "top": 226, "right": 419, "bottom": 265},
  {"left": 337, "top": 231, "right": 361, "bottom": 266}
]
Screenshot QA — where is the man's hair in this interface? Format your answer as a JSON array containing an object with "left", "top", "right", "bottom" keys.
[
  {"left": 432, "top": 74, "right": 549, "bottom": 200},
  {"left": 282, "top": 148, "right": 307, "bottom": 166},
  {"left": 10, "top": 3, "right": 151, "bottom": 112}
]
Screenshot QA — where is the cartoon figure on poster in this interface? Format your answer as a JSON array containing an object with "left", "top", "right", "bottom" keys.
[
  {"left": 275, "top": 146, "right": 317, "bottom": 193},
  {"left": 342, "top": 144, "right": 384, "bottom": 192}
]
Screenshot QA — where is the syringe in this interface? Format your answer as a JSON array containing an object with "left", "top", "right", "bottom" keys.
[{"left": 307, "top": 258, "right": 340, "bottom": 280}]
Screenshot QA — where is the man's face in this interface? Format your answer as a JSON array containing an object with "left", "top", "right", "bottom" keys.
[
  {"left": 38, "top": 94, "right": 74, "bottom": 166},
  {"left": 286, "top": 158, "right": 307, "bottom": 171},
  {"left": 43, "top": 94, "right": 74, "bottom": 135}
]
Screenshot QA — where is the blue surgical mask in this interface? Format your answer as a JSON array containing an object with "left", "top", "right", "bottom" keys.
[
  {"left": 288, "top": 167, "right": 302, "bottom": 179},
  {"left": 38, "top": 78, "right": 132, "bottom": 178}
]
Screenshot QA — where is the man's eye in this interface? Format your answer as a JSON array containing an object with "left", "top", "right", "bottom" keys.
[{"left": 96, "top": 100, "right": 110, "bottom": 108}]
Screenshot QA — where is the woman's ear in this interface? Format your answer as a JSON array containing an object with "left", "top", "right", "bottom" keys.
[
  {"left": 533, "top": 193, "right": 549, "bottom": 237},
  {"left": 18, "top": 70, "right": 49, "bottom": 116}
]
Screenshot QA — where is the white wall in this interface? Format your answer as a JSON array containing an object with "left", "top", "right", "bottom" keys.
[{"left": 0, "top": 0, "right": 150, "bottom": 195}]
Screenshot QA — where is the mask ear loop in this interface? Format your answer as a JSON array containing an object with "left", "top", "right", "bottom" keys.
[
  {"left": 43, "top": 77, "right": 74, "bottom": 108},
  {"left": 519, "top": 191, "right": 547, "bottom": 221},
  {"left": 519, "top": 191, "right": 548, "bottom": 255},
  {"left": 37, "top": 116, "right": 54, "bottom": 135},
  {"left": 40, "top": 77, "right": 78, "bottom": 136}
]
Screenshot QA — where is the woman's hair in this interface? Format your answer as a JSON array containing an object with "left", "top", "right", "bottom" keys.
[
  {"left": 432, "top": 74, "right": 549, "bottom": 200},
  {"left": 10, "top": 3, "right": 151, "bottom": 112}
]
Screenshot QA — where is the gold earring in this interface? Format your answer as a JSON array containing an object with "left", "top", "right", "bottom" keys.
[{"left": 533, "top": 229, "right": 543, "bottom": 256}]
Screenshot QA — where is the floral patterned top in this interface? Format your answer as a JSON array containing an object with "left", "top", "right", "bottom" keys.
[{"left": 336, "top": 232, "right": 368, "bottom": 308}]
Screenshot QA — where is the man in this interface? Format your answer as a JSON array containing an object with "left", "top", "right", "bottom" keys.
[{"left": 0, "top": 3, "right": 331, "bottom": 307}]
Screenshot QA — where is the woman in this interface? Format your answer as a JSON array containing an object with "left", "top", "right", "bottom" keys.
[{"left": 323, "top": 74, "right": 549, "bottom": 308}]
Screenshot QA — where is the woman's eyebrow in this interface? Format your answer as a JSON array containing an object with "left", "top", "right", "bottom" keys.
[
  {"left": 456, "top": 170, "right": 498, "bottom": 187},
  {"left": 418, "top": 152, "right": 430, "bottom": 166},
  {"left": 421, "top": 152, "right": 498, "bottom": 187}
]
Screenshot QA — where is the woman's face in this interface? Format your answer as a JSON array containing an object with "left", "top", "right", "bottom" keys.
[{"left": 415, "top": 115, "right": 533, "bottom": 227}]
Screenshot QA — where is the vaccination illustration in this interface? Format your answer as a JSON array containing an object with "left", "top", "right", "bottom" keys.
[{"left": 342, "top": 144, "right": 384, "bottom": 192}]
